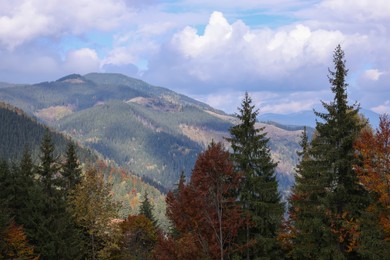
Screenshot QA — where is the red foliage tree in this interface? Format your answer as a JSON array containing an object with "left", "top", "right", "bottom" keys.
[{"left": 161, "top": 142, "right": 244, "bottom": 260}]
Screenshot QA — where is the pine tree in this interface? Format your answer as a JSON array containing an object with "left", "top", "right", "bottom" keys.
[
  {"left": 27, "top": 134, "right": 84, "bottom": 259},
  {"left": 290, "top": 45, "right": 369, "bottom": 258},
  {"left": 226, "top": 92, "right": 284, "bottom": 259},
  {"left": 37, "top": 131, "right": 60, "bottom": 196},
  {"left": 62, "top": 142, "right": 82, "bottom": 191},
  {"left": 139, "top": 191, "right": 157, "bottom": 225},
  {"left": 278, "top": 127, "right": 309, "bottom": 256}
]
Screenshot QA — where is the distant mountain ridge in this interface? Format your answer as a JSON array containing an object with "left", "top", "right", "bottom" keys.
[
  {"left": 0, "top": 73, "right": 302, "bottom": 195},
  {"left": 260, "top": 108, "right": 380, "bottom": 128}
]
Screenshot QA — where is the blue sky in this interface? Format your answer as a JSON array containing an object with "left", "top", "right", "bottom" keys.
[{"left": 0, "top": 0, "right": 389, "bottom": 115}]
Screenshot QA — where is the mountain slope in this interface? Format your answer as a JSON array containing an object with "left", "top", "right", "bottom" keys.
[
  {"left": 0, "top": 101, "right": 96, "bottom": 162},
  {"left": 0, "top": 73, "right": 302, "bottom": 193},
  {"left": 0, "top": 102, "right": 169, "bottom": 229}
]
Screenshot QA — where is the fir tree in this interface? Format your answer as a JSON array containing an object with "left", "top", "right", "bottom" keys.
[
  {"left": 62, "top": 142, "right": 82, "bottom": 191},
  {"left": 226, "top": 92, "right": 284, "bottom": 259},
  {"left": 139, "top": 191, "right": 157, "bottom": 225},
  {"left": 37, "top": 131, "right": 60, "bottom": 197},
  {"left": 290, "top": 45, "right": 370, "bottom": 258}
]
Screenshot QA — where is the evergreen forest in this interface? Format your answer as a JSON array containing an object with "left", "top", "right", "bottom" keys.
[{"left": 1, "top": 45, "right": 389, "bottom": 259}]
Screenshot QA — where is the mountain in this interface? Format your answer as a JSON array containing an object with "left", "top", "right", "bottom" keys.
[
  {"left": 0, "top": 102, "right": 169, "bottom": 229},
  {"left": 0, "top": 73, "right": 302, "bottom": 195},
  {"left": 0, "top": 101, "right": 96, "bottom": 162},
  {"left": 260, "top": 108, "right": 380, "bottom": 128}
]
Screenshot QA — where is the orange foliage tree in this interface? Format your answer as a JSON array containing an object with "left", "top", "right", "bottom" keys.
[
  {"left": 1, "top": 221, "right": 38, "bottom": 259},
  {"left": 355, "top": 114, "right": 390, "bottom": 239},
  {"left": 116, "top": 215, "right": 158, "bottom": 259}
]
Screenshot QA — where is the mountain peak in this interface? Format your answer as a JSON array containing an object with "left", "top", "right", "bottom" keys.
[{"left": 56, "top": 74, "right": 85, "bottom": 84}]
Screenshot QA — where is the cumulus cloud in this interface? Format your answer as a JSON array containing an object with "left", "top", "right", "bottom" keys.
[
  {"left": 0, "top": 0, "right": 132, "bottom": 49},
  {"left": 145, "top": 11, "right": 366, "bottom": 94},
  {"left": 64, "top": 48, "right": 100, "bottom": 74},
  {"left": 1, "top": 0, "right": 389, "bottom": 115}
]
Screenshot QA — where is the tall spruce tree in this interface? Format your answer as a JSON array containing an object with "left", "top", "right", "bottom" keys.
[
  {"left": 62, "top": 142, "right": 82, "bottom": 191},
  {"left": 227, "top": 92, "right": 284, "bottom": 259},
  {"left": 32, "top": 133, "right": 84, "bottom": 259},
  {"left": 37, "top": 131, "right": 60, "bottom": 197},
  {"left": 290, "top": 45, "right": 369, "bottom": 259},
  {"left": 139, "top": 191, "right": 157, "bottom": 225}
]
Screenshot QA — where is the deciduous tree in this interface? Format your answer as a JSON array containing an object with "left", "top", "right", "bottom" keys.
[
  {"left": 164, "top": 142, "right": 243, "bottom": 260},
  {"left": 68, "top": 166, "right": 119, "bottom": 260}
]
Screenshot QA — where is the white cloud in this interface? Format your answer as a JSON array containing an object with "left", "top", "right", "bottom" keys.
[
  {"left": 363, "top": 69, "right": 384, "bottom": 81},
  {"left": 371, "top": 100, "right": 390, "bottom": 114},
  {"left": 146, "top": 11, "right": 365, "bottom": 93},
  {"left": 0, "top": 0, "right": 132, "bottom": 49},
  {"left": 194, "top": 90, "right": 323, "bottom": 115},
  {"left": 64, "top": 48, "right": 100, "bottom": 74},
  {"left": 318, "top": 0, "right": 390, "bottom": 22}
]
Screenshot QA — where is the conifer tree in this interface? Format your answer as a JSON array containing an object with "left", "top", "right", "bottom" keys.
[
  {"left": 139, "top": 191, "right": 157, "bottom": 225},
  {"left": 28, "top": 134, "right": 84, "bottom": 259},
  {"left": 290, "top": 45, "right": 369, "bottom": 258},
  {"left": 226, "top": 92, "right": 284, "bottom": 259},
  {"left": 62, "top": 142, "right": 82, "bottom": 191},
  {"left": 278, "top": 127, "right": 309, "bottom": 256},
  {"left": 37, "top": 131, "right": 60, "bottom": 196}
]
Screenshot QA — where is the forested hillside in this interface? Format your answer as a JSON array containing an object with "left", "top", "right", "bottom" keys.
[
  {"left": 0, "top": 73, "right": 302, "bottom": 192},
  {"left": 0, "top": 102, "right": 96, "bottom": 162},
  {"left": 0, "top": 102, "right": 169, "bottom": 231}
]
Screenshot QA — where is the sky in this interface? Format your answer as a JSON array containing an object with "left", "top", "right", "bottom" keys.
[{"left": 0, "top": 0, "right": 389, "bottom": 115}]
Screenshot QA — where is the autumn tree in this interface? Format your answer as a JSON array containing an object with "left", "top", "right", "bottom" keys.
[
  {"left": 68, "top": 166, "right": 119, "bottom": 260},
  {"left": 226, "top": 92, "right": 284, "bottom": 259},
  {"left": 164, "top": 142, "right": 243, "bottom": 260},
  {"left": 354, "top": 114, "right": 390, "bottom": 254},
  {"left": 116, "top": 215, "right": 158, "bottom": 260},
  {"left": 0, "top": 220, "right": 38, "bottom": 259}
]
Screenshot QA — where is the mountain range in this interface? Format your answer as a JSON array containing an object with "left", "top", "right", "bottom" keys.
[{"left": 0, "top": 73, "right": 306, "bottom": 199}]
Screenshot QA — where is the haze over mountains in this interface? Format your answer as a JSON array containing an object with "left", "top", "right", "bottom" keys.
[{"left": 260, "top": 108, "right": 380, "bottom": 129}]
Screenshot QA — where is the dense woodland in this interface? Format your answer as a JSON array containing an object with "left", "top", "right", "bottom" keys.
[{"left": 1, "top": 45, "right": 389, "bottom": 259}]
